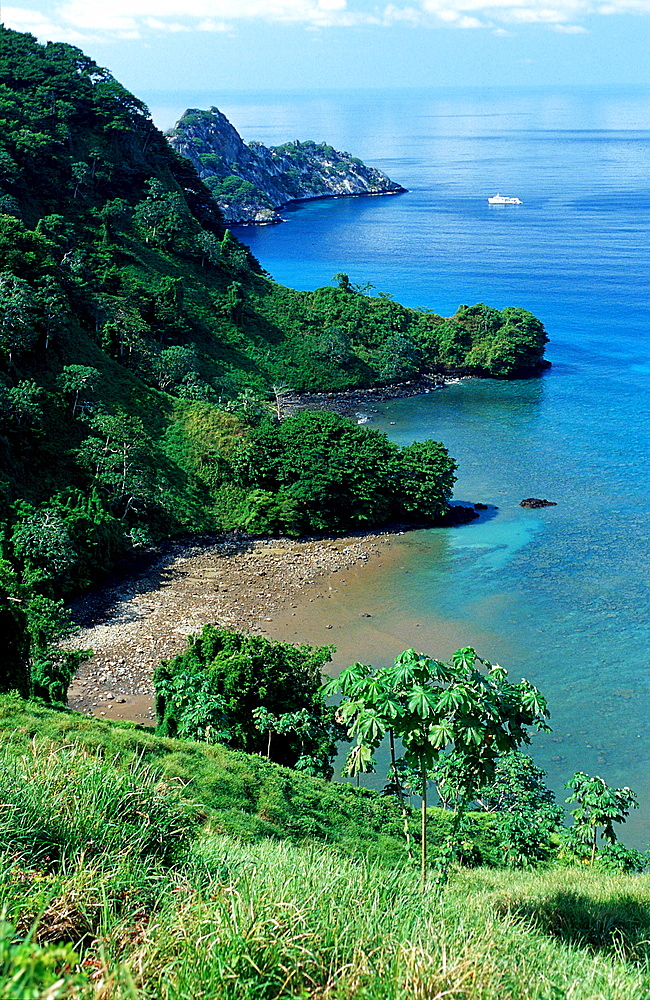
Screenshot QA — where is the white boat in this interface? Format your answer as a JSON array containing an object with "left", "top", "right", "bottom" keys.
[{"left": 488, "top": 193, "right": 522, "bottom": 205}]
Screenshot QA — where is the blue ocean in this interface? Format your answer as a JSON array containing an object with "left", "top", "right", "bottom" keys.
[{"left": 148, "top": 87, "right": 650, "bottom": 843}]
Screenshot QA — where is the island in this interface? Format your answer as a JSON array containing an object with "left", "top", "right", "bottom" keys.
[{"left": 166, "top": 106, "right": 406, "bottom": 224}]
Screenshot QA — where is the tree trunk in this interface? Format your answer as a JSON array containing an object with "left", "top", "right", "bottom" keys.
[
  {"left": 389, "top": 729, "right": 412, "bottom": 861},
  {"left": 421, "top": 761, "right": 427, "bottom": 890}
]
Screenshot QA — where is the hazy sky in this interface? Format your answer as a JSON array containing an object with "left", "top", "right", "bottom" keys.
[{"left": 4, "top": 1, "right": 650, "bottom": 95}]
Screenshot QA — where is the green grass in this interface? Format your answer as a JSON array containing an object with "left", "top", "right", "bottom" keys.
[
  {"left": 2, "top": 696, "right": 650, "bottom": 999},
  {"left": 0, "top": 694, "right": 411, "bottom": 864}
]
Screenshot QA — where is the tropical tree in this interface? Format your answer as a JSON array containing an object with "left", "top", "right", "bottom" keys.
[
  {"left": 564, "top": 772, "right": 639, "bottom": 865},
  {"left": 399, "top": 439, "right": 457, "bottom": 522},
  {"left": 0, "top": 273, "right": 38, "bottom": 362},
  {"left": 324, "top": 661, "right": 413, "bottom": 859},
  {"left": 328, "top": 647, "right": 549, "bottom": 887},
  {"left": 58, "top": 365, "right": 100, "bottom": 416},
  {"left": 152, "top": 346, "right": 199, "bottom": 391},
  {"left": 77, "top": 410, "right": 154, "bottom": 518},
  {"left": 134, "top": 178, "right": 187, "bottom": 246},
  {"left": 0, "top": 380, "right": 43, "bottom": 429},
  {"left": 433, "top": 749, "right": 562, "bottom": 868}
]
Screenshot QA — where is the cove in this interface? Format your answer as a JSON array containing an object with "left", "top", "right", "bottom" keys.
[
  {"left": 270, "top": 373, "right": 650, "bottom": 847},
  {"left": 214, "top": 85, "right": 650, "bottom": 846}
]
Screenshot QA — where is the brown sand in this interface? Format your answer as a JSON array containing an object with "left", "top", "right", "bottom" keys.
[{"left": 65, "top": 531, "right": 404, "bottom": 726}]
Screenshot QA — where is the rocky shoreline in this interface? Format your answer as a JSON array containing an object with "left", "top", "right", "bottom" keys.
[
  {"left": 65, "top": 530, "right": 397, "bottom": 725},
  {"left": 167, "top": 106, "right": 406, "bottom": 225},
  {"left": 282, "top": 373, "right": 457, "bottom": 420}
]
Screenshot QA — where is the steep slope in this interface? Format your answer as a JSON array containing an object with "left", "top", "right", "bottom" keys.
[
  {"left": 167, "top": 106, "right": 406, "bottom": 223},
  {"left": 0, "top": 25, "right": 548, "bottom": 626},
  {"left": 1, "top": 695, "right": 650, "bottom": 1000}
]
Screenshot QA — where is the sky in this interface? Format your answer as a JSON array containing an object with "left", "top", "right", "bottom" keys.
[{"left": 4, "top": 0, "right": 650, "bottom": 101}]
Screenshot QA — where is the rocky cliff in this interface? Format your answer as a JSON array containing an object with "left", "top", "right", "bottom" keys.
[{"left": 167, "top": 107, "right": 406, "bottom": 224}]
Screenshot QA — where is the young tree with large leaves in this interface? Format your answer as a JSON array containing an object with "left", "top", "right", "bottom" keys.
[
  {"left": 327, "top": 646, "right": 549, "bottom": 887},
  {"left": 564, "top": 772, "right": 639, "bottom": 865}
]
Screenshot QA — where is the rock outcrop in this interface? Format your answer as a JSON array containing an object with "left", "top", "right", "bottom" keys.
[
  {"left": 520, "top": 498, "right": 557, "bottom": 508},
  {"left": 167, "top": 107, "right": 406, "bottom": 224}
]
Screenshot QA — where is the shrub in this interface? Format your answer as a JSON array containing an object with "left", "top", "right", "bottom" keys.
[{"left": 154, "top": 625, "right": 342, "bottom": 776}]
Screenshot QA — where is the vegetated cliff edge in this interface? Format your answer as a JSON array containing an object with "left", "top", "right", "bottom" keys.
[{"left": 167, "top": 107, "right": 406, "bottom": 224}]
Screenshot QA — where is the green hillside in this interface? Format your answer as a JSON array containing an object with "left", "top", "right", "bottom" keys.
[
  {"left": 1, "top": 694, "right": 650, "bottom": 999},
  {"left": 0, "top": 24, "right": 548, "bottom": 540}
]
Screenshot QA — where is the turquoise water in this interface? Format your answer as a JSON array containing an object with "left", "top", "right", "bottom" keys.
[{"left": 150, "top": 87, "right": 650, "bottom": 842}]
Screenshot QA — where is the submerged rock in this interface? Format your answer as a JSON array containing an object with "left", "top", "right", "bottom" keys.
[{"left": 520, "top": 498, "right": 558, "bottom": 508}]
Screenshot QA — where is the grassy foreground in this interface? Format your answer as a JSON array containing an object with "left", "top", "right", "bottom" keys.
[{"left": 2, "top": 696, "right": 650, "bottom": 999}]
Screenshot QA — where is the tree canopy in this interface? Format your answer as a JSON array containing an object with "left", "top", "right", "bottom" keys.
[{"left": 233, "top": 410, "right": 457, "bottom": 534}]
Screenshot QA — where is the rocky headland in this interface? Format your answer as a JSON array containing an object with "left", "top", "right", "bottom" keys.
[{"left": 166, "top": 107, "right": 406, "bottom": 224}]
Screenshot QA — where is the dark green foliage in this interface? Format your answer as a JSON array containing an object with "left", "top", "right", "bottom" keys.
[
  {"left": 154, "top": 625, "right": 342, "bottom": 776},
  {"left": 304, "top": 285, "right": 548, "bottom": 379},
  {"left": 399, "top": 439, "right": 458, "bottom": 522},
  {"left": 234, "top": 410, "right": 400, "bottom": 533},
  {"left": 234, "top": 410, "right": 457, "bottom": 534},
  {"left": 0, "top": 571, "right": 30, "bottom": 697},
  {"left": 0, "top": 26, "right": 548, "bottom": 709}
]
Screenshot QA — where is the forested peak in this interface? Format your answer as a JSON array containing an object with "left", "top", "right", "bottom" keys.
[
  {"left": 0, "top": 25, "right": 146, "bottom": 112},
  {"left": 0, "top": 26, "right": 224, "bottom": 233}
]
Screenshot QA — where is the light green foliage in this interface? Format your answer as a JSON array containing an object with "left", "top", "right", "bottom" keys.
[
  {"left": 78, "top": 410, "right": 155, "bottom": 518},
  {"left": 57, "top": 364, "right": 100, "bottom": 415},
  {"left": 1, "top": 697, "right": 650, "bottom": 999},
  {"left": 24, "top": 594, "right": 89, "bottom": 704},
  {"left": 154, "top": 625, "right": 341, "bottom": 776},
  {"left": 327, "top": 647, "right": 550, "bottom": 884},
  {"left": 0, "top": 272, "right": 37, "bottom": 361},
  {"left": 134, "top": 177, "right": 189, "bottom": 247},
  {"left": 435, "top": 749, "right": 563, "bottom": 868},
  {"left": 165, "top": 401, "right": 246, "bottom": 492},
  {"left": 0, "top": 924, "right": 80, "bottom": 1000},
  {"left": 565, "top": 772, "right": 640, "bottom": 865},
  {"left": 0, "top": 740, "right": 195, "bottom": 868},
  {"left": 0, "top": 379, "right": 43, "bottom": 428},
  {"left": 0, "top": 693, "right": 408, "bottom": 859}
]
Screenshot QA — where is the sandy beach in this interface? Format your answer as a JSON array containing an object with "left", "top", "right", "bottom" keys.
[{"left": 65, "top": 529, "right": 405, "bottom": 725}]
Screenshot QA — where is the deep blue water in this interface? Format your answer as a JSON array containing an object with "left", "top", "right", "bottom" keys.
[{"left": 150, "top": 88, "right": 650, "bottom": 843}]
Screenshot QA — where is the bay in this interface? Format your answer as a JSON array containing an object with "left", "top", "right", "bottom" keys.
[{"left": 148, "top": 86, "right": 650, "bottom": 845}]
